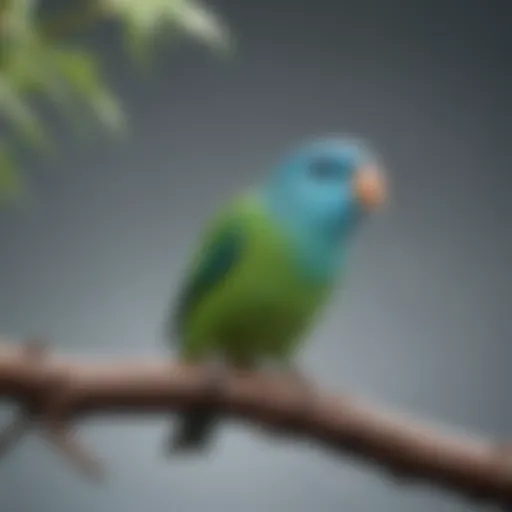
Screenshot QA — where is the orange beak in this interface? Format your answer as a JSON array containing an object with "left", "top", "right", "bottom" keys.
[{"left": 353, "top": 164, "right": 387, "bottom": 212}]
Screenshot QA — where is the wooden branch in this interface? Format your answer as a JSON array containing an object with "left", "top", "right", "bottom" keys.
[{"left": 0, "top": 340, "right": 511, "bottom": 507}]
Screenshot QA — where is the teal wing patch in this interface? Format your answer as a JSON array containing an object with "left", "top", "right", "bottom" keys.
[{"left": 173, "top": 224, "right": 244, "bottom": 339}]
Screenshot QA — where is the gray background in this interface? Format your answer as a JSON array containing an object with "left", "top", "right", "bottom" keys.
[{"left": 0, "top": 0, "right": 511, "bottom": 510}]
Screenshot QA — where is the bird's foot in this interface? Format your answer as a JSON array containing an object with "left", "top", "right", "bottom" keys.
[{"left": 166, "top": 358, "right": 227, "bottom": 456}]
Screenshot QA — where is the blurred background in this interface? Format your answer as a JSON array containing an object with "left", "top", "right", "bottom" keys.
[{"left": 0, "top": 0, "right": 511, "bottom": 511}]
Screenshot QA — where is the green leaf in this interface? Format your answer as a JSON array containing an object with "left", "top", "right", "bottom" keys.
[
  {"left": 0, "top": 146, "right": 24, "bottom": 202},
  {"left": 102, "top": 0, "right": 233, "bottom": 59},
  {"left": 0, "top": 0, "right": 37, "bottom": 39},
  {"left": 0, "top": 76, "right": 49, "bottom": 149},
  {"left": 50, "top": 47, "right": 127, "bottom": 136},
  {"left": 170, "top": 1, "right": 232, "bottom": 53},
  {"left": 3, "top": 36, "right": 126, "bottom": 140}
]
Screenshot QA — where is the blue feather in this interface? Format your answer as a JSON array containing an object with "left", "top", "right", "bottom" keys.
[{"left": 258, "top": 138, "right": 370, "bottom": 281}]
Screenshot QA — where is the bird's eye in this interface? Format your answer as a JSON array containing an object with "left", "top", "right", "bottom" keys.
[{"left": 309, "top": 157, "right": 341, "bottom": 180}]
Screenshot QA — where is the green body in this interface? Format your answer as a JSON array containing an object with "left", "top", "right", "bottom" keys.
[{"left": 172, "top": 193, "right": 334, "bottom": 368}]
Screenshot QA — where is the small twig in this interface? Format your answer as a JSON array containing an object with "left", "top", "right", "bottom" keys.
[
  {"left": 0, "top": 410, "right": 31, "bottom": 457},
  {"left": 0, "top": 338, "right": 46, "bottom": 456},
  {"left": 43, "top": 422, "right": 103, "bottom": 481},
  {"left": 0, "top": 338, "right": 100, "bottom": 479}
]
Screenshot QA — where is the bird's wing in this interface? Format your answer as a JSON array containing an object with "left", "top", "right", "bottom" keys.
[{"left": 170, "top": 210, "right": 245, "bottom": 342}]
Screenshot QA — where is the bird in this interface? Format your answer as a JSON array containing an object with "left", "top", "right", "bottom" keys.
[{"left": 165, "top": 135, "right": 387, "bottom": 453}]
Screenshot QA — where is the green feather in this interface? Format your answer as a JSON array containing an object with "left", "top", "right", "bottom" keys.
[
  {"left": 174, "top": 220, "right": 244, "bottom": 337},
  {"left": 169, "top": 193, "right": 332, "bottom": 366}
]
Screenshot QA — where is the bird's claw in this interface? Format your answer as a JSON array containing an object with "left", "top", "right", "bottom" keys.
[{"left": 165, "top": 358, "right": 228, "bottom": 456}]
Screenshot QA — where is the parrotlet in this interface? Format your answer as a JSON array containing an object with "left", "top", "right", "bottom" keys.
[{"left": 166, "top": 136, "right": 387, "bottom": 452}]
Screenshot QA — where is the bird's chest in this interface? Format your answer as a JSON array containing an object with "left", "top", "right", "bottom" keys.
[
  {"left": 222, "top": 241, "right": 330, "bottom": 344},
  {"left": 231, "top": 279, "right": 307, "bottom": 326},
  {"left": 217, "top": 282, "right": 317, "bottom": 362}
]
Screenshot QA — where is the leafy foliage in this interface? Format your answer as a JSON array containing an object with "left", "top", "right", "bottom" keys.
[
  {"left": 0, "top": 0, "right": 231, "bottom": 203},
  {"left": 103, "top": 0, "right": 231, "bottom": 60}
]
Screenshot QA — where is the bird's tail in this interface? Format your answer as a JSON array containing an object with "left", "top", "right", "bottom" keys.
[{"left": 169, "top": 409, "right": 219, "bottom": 453}]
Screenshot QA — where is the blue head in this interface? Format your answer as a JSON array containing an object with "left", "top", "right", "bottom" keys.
[{"left": 260, "top": 136, "right": 387, "bottom": 277}]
